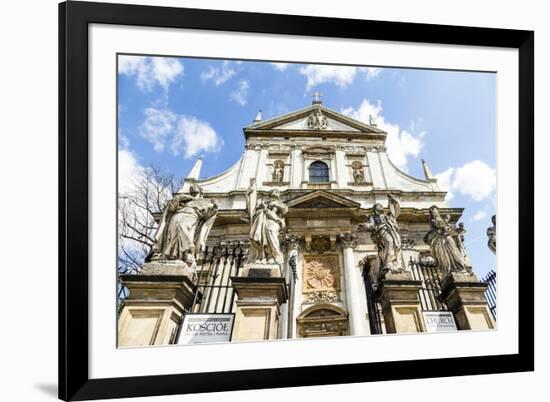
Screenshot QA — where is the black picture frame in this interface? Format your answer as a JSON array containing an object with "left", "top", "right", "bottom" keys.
[{"left": 59, "top": 1, "right": 534, "bottom": 400}]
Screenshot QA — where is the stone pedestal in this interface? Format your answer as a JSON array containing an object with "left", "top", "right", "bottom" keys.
[
  {"left": 240, "top": 262, "right": 283, "bottom": 278},
  {"left": 440, "top": 272, "right": 495, "bottom": 330},
  {"left": 230, "top": 263, "right": 288, "bottom": 341},
  {"left": 118, "top": 261, "right": 197, "bottom": 347},
  {"left": 377, "top": 272, "right": 426, "bottom": 334}
]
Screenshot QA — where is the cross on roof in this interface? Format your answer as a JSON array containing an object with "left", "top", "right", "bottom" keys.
[{"left": 311, "top": 91, "right": 323, "bottom": 104}]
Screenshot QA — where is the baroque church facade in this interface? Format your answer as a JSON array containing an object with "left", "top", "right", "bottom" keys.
[{"left": 118, "top": 98, "right": 495, "bottom": 346}]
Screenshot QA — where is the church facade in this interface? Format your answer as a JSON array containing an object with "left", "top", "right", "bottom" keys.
[{"left": 118, "top": 98, "right": 495, "bottom": 346}]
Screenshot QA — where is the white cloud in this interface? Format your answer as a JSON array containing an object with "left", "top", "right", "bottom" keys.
[
  {"left": 139, "top": 108, "right": 177, "bottom": 152},
  {"left": 118, "top": 55, "right": 183, "bottom": 92},
  {"left": 436, "top": 160, "right": 496, "bottom": 202},
  {"left": 230, "top": 80, "right": 250, "bottom": 106},
  {"left": 138, "top": 107, "right": 222, "bottom": 159},
  {"left": 172, "top": 116, "right": 223, "bottom": 159},
  {"left": 299, "top": 65, "right": 381, "bottom": 90},
  {"left": 453, "top": 160, "right": 496, "bottom": 201},
  {"left": 364, "top": 67, "right": 381, "bottom": 79},
  {"left": 118, "top": 149, "right": 144, "bottom": 195},
  {"left": 300, "top": 65, "right": 357, "bottom": 90},
  {"left": 472, "top": 210, "right": 488, "bottom": 221},
  {"left": 201, "top": 61, "right": 236, "bottom": 86},
  {"left": 341, "top": 99, "right": 424, "bottom": 171},
  {"left": 118, "top": 129, "right": 130, "bottom": 150},
  {"left": 271, "top": 62, "right": 289, "bottom": 71},
  {"left": 435, "top": 167, "right": 455, "bottom": 201}
]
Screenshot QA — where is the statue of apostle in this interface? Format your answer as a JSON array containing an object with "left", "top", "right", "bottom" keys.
[
  {"left": 150, "top": 184, "right": 218, "bottom": 270},
  {"left": 423, "top": 205, "right": 469, "bottom": 278},
  {"left": 358, "top": 194, "right": 404, "bottom": 276},
  {"left": 487, "top": 215, "right": 496, "bottom": 254},
  {"left": 247, "top": 186, "right": 288, "bottom": 265}
]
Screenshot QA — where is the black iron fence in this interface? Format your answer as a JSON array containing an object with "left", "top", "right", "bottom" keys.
[
  {"left": 482, "top": 269, "right": 497, "bottom": 320},
  {"left": 192, "top": 241, "right": 247, "bottom": 314},
  {"left": 116, "top": 242, "right": 248, "bottom": 316},
  {"left": 361, "top": 259, "right": 384, "bottom": 335},
  {"left": 408, "top": 257, "right": 447, "bottom": 311}
]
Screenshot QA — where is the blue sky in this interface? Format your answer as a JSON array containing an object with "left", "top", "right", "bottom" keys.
[{"left": 118, "top": 55, "right": 496, "bottom": 277}]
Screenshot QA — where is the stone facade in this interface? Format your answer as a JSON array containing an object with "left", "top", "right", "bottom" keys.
[{"left": 119, "top": 99, "right": 494, "bottom": 345}]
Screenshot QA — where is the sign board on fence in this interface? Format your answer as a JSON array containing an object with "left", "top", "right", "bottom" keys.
[
  {"left": 177, "top": 313, "right": 235, "bottom": 344},
  {"left": 422, "top": 311, "right": 458, "bottom": 332}
]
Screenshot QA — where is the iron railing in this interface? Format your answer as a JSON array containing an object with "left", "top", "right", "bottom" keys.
[
  {"left": 482, "top": 269, "right": 497, "bottom": 321},
  {"left": 192, "top": 241, "right": 247, "bottom": 314},
  {"left": 409, "top": 257, "right": 447, "bottom": 311},
  {"left": 361, "top": 260, "right": 384, "bottom": 335}
]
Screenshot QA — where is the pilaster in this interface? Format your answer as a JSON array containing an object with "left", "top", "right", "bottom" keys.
[{"left": 339, "top": 232, "right": 369, "bottom": 336}]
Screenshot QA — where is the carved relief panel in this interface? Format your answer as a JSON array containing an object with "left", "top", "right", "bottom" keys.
[
  {"left": 302, "top": 254, "right": 341, "bottom": 303},
  {"left": 346, "top": 155, "right": 372, "bottom": 185},
  {"left": 264, "top": 153, "right": 290, "bottom": 186}
]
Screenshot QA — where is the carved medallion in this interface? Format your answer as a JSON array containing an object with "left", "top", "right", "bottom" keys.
[
  {"left": 302, "top": 255, "right": 340, "bottom": 294},
  {"left": 307, "top": 108, "right": 327, "bottom": 130}
]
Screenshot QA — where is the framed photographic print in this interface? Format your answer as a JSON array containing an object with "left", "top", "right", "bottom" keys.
[{"left": 59, "top": 1, "right": 534, "bottom": 400}]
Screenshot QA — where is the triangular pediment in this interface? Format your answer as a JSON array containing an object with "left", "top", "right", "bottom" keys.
[
  {"left": 286, "top": 190, "right": 361, "bottom": 209},
  {"left": 245, "top": 104, "right": 385, "bottom": 134}
]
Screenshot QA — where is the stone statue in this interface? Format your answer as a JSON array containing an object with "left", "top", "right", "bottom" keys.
[
  {"left": 247, "top": 188, "right": 288, "bottom": 265},
  {"left": 455, "top": 222, "right": 473, "bottom": 272},
  {"left": 357, "top": 194, "right": 404, "bottom": 275},
  {"left": 352, "top": 162, "right": 365, "bottom": 184},
  {"left": 151, "top": 184, "right": 218, "bottom": 270},
  {"left": 307, "top": 108, "right": 327, "bottom": 130},
  {"left": 487, "top": 215, "right": 496, "bottom": 254},
  {"left": 423, "top": 205, "right": 468, "bottom": 278},
  {"left": 272, "top": 160, "right": 284, "bottom": 182}
]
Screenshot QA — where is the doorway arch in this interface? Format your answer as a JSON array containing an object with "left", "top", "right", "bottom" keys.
[{"left": 296, "top": 304, "right": 348, "bottom": 338}]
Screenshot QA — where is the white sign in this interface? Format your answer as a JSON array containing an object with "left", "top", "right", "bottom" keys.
[
  {"left": 177, "top": 314, "right": 235, "bottom": 345},
  {"left": 422, "top": 311, "right": 458, "bottom": 332}
]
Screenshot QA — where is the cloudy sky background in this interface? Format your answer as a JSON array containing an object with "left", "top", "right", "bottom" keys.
[{"left": 118, "top": 55, "right": 496, "bottom": 277}]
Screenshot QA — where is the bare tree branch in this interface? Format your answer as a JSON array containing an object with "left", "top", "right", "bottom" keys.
[{"left": 117, "top": 164, "right": 180, "bottom": 276}]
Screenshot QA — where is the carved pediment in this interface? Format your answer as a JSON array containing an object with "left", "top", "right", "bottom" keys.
[
  {"left": 245, "top": 105, "right": 385, "bottom": 134},
  {"left": 286, "top": 190, "right": 361, "bottom": 209}
]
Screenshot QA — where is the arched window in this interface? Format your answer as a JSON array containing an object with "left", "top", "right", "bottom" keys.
[{"left": 309, "top": 161, "right": 329, "bottom": 183}]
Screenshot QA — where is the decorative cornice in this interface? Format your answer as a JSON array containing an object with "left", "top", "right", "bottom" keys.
[
  {"left": 338, "top": 232, "right": 358, "bottom": 249},
  {"left": 284, "top": 234, "right": 303, "bottom": 251}
]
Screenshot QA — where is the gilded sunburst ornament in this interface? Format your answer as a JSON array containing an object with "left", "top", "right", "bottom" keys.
[{"left": 305, "top": 260, "right": 335, "bottom": 289}]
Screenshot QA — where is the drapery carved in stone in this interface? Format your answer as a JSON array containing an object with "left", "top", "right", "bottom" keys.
[
  {"left": 357, "top": 194, "right": 404, "bottom": 276},
  {"left": 272, "top": 160, "right": 285, "bottom": 182},
  {"left": 487, "top": 215, "right": 496, "bottom": 254}
]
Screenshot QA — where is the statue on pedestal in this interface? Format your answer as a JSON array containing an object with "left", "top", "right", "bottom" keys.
[
  {"left": 423, "top": 205, "right": 469, "bottom": 278},
  {"left": 246, "top": 185, "right": 288, "bottom": 265},
  {"left": 351, "top": 161, "right": 365, "bottom": 184},
  {"left": 272, "top": 160, "right": 284, "bottom": 182},
  {"left": 487, "top": 215, "right": 496, "bottom": 254},
  {"left": 357, "top": 194, "right": 404, "bottom": 275},
  {"left": 150, "top": 184, "right": 218, "bottom": 271}
]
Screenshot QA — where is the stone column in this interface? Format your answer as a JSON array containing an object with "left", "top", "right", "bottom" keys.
[
  {"left": 231, "top": 263, "right": 289, "bottom": 341},
  {"left": 440, "top": 272, "right": 495, "bottom": 330},
  {"left": 339, "top": 233, "right": 369, "bottom": 336},
  {"left": 377, "top": 272, "right": 426, "bottom": 334},
  {"left": 118, "top": 261, "right": 197, "bottom": 347}
]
